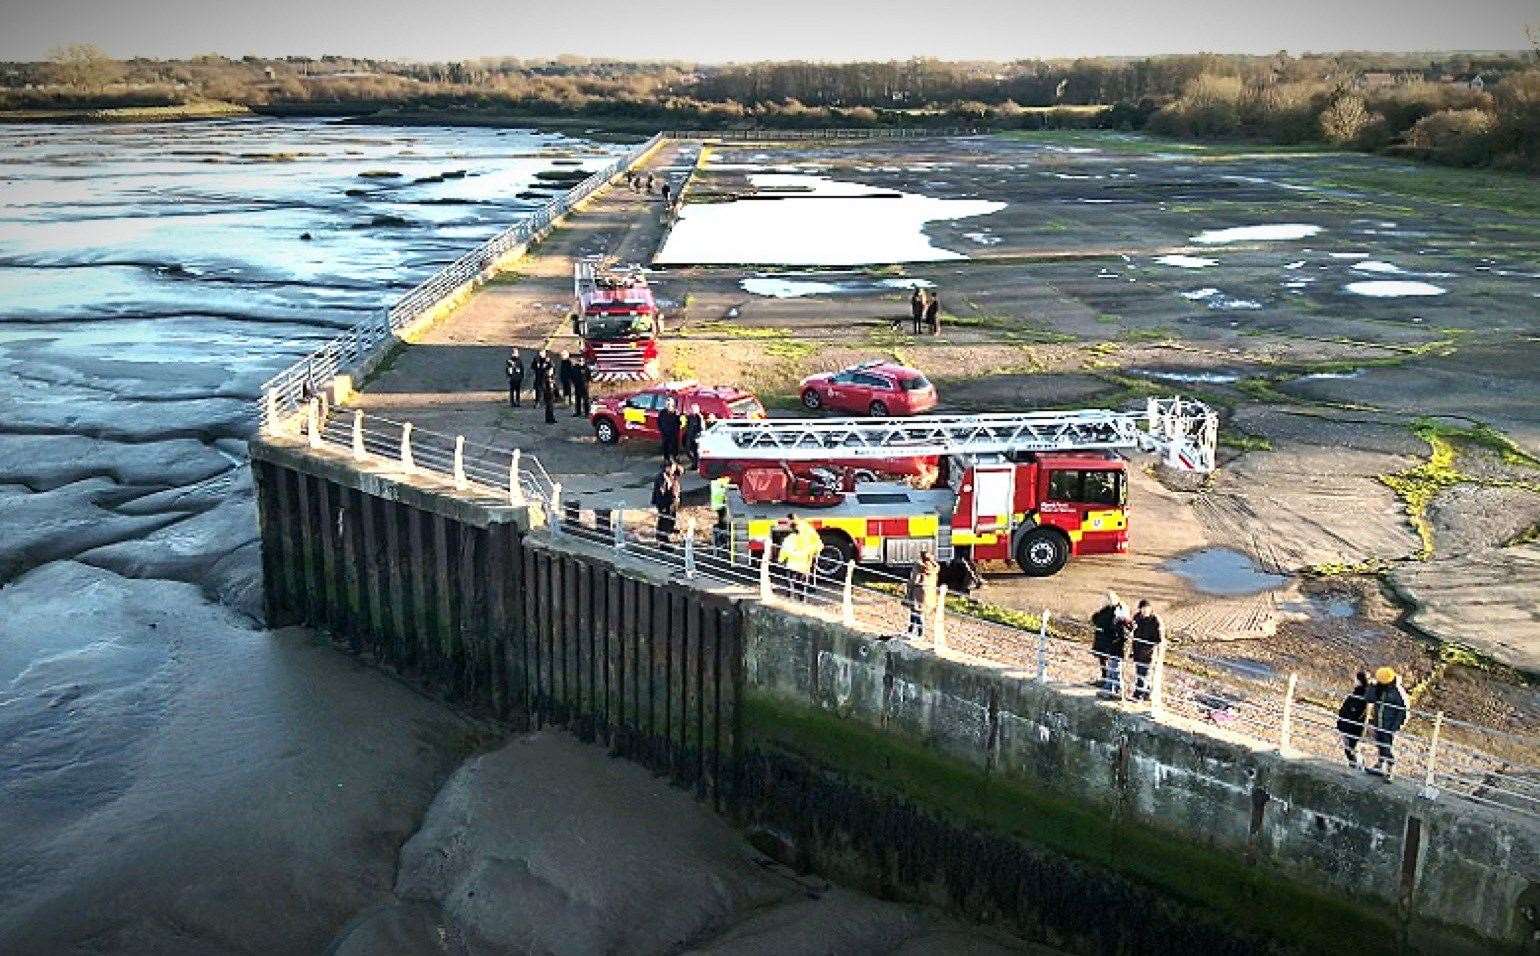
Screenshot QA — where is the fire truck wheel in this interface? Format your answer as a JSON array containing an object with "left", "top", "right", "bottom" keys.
[
  {"left": 1015, "top": 529, "right": 1068, "bottom": 577},
  {"left": 814, "top": 531, "right": 855, "bottom": 576},
  {"left": 801, "top": 389, "right": 823, "bottom": 410},
  {"left": 868, "top": 401, "right": 889, "bottom": 417},
  {"left": 593, "top": 418, "right": 619, "bottom": 445}
]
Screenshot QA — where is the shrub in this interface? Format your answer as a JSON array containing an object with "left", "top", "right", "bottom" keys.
[
  {"left": 1147, "top": 74, "right": 1245, "bottom": 138},
  {"left": 1406, "top": 108, "right": 1497, "bottom": 166},
  {"left": 1319, "top": 95, "right": 1377, "bottom": 145}
]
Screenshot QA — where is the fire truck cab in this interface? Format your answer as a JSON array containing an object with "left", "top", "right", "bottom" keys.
[
  {"left": 573, "top": 257, "right": 661, "bottom": 381},
  {"left": 707, "top": 400, "right": 1216, "bottom": 578}
]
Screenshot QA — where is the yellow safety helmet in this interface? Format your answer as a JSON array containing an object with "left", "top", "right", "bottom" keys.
[{"left": 1374, "top": 666, "right": 1396, "bottom": 684}]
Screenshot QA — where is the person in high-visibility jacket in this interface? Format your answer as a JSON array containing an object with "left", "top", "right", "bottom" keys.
[{"left": 778, "top": 516, "right": 820, "bottom": 602}]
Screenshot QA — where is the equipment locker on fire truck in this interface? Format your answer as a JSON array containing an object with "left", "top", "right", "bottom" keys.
[{"left": 698, "top": 398, "right": 1217, "bottom": 577}]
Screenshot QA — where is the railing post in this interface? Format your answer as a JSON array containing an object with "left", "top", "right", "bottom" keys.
[
  {"left": 758, "top": 538, "right": 772, "bottom": 602},
  {"left": 841, "top": 560, "right": 855, "bottom": 627},
  {"left": 400, "top": 422, "right": 414, "bottom": 473},
  {"left": 1035, "top": 609, "right": 1051, "bottom": 683},
  {"left": 351, "top": 411, "right": 364, "bottom": 460},
  {"left": 1422, "top": 711, "right": 1445, "bottom": 799},
  {"left": 264, "top": 388, "right": 280, "bottom": 435},
  {"left": 1280, "top": 672, "right": 1298, "bottom": 754},
  {"left": 933, "top": 585, "right": 948, "bottom": 655},
  {"left": 508, "top": 450, "right": 524, "bottom": 506},
  {"left": 306, "top": 399, "right": 321, "bottom": 449},
  {"left": 1150, "top": 641, "right": 1167, "bottom": 719},
  {"left": 453, "top": 436, "right": 467, "bottom": 491},
  {"left": 684, "top": 519, "right": 696, "bottom": 578},
  {"left": 549, "top": 483, "right": 562, "bottom": 535},
  {"left": 613, "top": 509, "right": 626, "bottom": 549}
]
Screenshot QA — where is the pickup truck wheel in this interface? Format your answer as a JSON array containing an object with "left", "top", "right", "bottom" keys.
[
  {"left": 594, "top": 418, "right": 619, "bottom": 445},
  {"left": 868, "top": 400, "right": 889, "bottom": 417},
  {"left": 1015, "top": 528, "right": 1068, "bottom": 577},
  {"left": 801, "top": 389, "right": 823, "bottom": 410}
]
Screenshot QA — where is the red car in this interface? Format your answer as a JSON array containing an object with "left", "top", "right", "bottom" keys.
[
  {"left": 590, "top": 380, "right": 766, "bottom": 445},
  {"left": 798, "top": 360, "right": 937, "bottom": 417}
]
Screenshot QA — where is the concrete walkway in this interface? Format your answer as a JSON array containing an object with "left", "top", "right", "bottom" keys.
[{"left": 352, "top": 141, "right": 698, "bottom": 508}]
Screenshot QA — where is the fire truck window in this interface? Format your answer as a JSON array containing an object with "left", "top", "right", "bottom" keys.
[
  {"left": 1082, "top": 471, "right": 1121, "bottom": 506},
  {"left": 1047, "top": 470, "right": 1083, "bottom": 502}
]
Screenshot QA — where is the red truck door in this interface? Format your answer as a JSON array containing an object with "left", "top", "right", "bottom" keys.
[{"left": 621, "top": 392, "right": 662, "bottom": 439}]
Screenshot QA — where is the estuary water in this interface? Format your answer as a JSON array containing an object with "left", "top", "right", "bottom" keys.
[{"left": 0, "top": 121, "right": 1012, "bottom": 954}]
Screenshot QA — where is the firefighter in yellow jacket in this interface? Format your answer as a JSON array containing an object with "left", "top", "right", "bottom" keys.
[{"left": 778, "top": 515, "right": 820, "bottom": 602}]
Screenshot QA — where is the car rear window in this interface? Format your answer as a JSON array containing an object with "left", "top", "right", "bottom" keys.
[{"left": 901, "top": 375, "right": 932, "bottom": 391}]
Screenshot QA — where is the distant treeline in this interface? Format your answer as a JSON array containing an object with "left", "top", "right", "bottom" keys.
[{"left": 3, "top": 47, "right": 1537, "bottom": 170}]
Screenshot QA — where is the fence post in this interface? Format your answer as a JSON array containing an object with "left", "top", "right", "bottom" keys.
[
  {"left": 508, "top": 450, "right": 524, "bottom": 506},
  {"left": 453, "top": 436, "right": 467, "bottom": 491},
  {"left": 684, "top": 519, "right": 696, "bottom": 578},
  {"left": 1422, "top": 711, "right": 1445, "bottom": 799},
  {"left": 933, "top": 585, "right": 948, "bottom": 655},
  {"left": 1280, "top": 672, "right": 1298, "bottom": 754},
  {"left": 306, "top": 399, "right": 321, "bottom": 449},
  {"left": 612, "top": 509, "right": 626, "bottom": 549},
  {"left": 1150, "top": 641, "right": 1167, "bottom": 719},
  {"left": 351, "top": 411, "right": 364, "bottom": 460},
  {"left": 549, "top": 483, "right": 562, "bottom": 535},
  {"left": 399, "top": 422, "right": 414, "bottom": 473},
  {"left": 758, "top": 538, "right": 772, "bottom": 602},
  {"left": 1035, "top": 610, "right": 1051, "bottom": 683},
  {"left": 841, "top": 560, "right": 855, "bottom": 627}
]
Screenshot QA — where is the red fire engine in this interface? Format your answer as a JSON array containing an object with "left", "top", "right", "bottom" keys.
[
  {"left": 572, "top": 256, "right": 661, "bottom": 381},
  {"left": 697, "top": 399, "right": 1217, "bottom": 577}
]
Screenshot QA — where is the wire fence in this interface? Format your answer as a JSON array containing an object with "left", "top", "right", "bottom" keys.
[{"left": 257, "top": 133, "right": 667, "bottom": 432}]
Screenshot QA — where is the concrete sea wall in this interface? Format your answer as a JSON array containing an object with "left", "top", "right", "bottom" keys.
[{"left": 249, "top": 435, "right": 1540, "bottom": 954}]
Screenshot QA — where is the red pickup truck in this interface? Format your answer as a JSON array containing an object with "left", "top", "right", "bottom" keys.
[{"left": 590, "top": 381, "right": 766, "bottom": 445}]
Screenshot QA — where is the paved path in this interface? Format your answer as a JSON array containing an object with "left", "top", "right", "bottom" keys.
[{"left": 353, "top": 141, "right": 698, "bottom": 508}]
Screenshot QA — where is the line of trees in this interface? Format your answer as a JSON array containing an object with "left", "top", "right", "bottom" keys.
[{"left": 2, "top": 47, "right": 1536, "bottom": 169}]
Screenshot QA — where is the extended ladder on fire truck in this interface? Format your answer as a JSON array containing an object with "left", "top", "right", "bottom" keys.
[{"left": 698, "top": 397, "right": 1219, "bottom": 473}]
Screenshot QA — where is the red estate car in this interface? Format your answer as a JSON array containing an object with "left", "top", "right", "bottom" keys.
[
  {"left": 590, "top": 380, "right": 766, "bottom": 445},
  {"left": 798, "top": 360, "right": 937, "bottom": 417}
]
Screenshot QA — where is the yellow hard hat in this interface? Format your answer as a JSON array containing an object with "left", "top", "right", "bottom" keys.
[{"left": 1375, "top": 666, "right": 1396, "bottom": 684}]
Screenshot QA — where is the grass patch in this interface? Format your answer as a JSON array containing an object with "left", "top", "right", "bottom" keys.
[
  {"left": 1218, "top": 429, "right": 1272, "bottom": 453},
  {"left": 1303, "top": 558, "right": 1388, "bottom": 578},
  {"left": 1322, "top": 164, "right": 1540, "bottom": 221}
]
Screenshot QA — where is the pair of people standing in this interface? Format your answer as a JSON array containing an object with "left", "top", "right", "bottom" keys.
[
  {"left": 1090, "top": 592, "right": 1163, "bottom": 700},
  {"left": 903, "top": 287, "right": 941, "bottom": 335},
  {"left": 1336, "top": 668, "right": 1408, "bottom": 778},
  {"left": 657, "top": 399, "right": 707, "bottom": 469}
]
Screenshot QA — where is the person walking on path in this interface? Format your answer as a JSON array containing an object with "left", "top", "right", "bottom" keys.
[
  {"left": 1130, "top": 599, "right": 1163, "bottom": 701},
  {"left": 645, "top": 173, "right": 656, "bottom": 194},
  {"left": 661, "top": 182, "right": 672, "bottom": 203},
  {"left": 925, "top": 291, "right": 941, "bottom": 335},
  {"left": 1090, "top": 592, "right": 1131, "bottom": 697},
  {"left": 540, "top": 359, "right": 557, "bottom": 424},
  {"left": 909, "top": 289, "right": 927, "bottom": 334},
  {"left": 530, "top": 350, "right": 550, "bottom": 405},
  {"left": 570, "top": 355, "right": 591, "bottom": 417},
  {"left": 651, "top": 462, "right": 681, "bottom": 544},
  {"left": 905, "top": 551, "right": 940, "bottom": 639},
  {"left": 505, "top": 348, "right": 524, "bottom": 408},
  {"left": 683, "top": 403, "right": 706, "bottom": 470},
  {"left": 1367, "top": 667, "right": 1408, "bottom": 778},
  {"left": 1336, "top": 670, "right": 1372, "bottom": 768},
  {"left": 658, "top": 397, "right": 682, "bottom": 463}
]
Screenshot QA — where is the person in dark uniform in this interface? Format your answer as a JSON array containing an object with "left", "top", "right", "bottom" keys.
[
  {"left": 661, "top": 182, "right": 672, "bottom": 203},
  {"left": 571, "top": 355, "right": 591, "bottom": 417},
  {"left": 557, "top": 350, "right": 574, "bottom": 404},
  {"left": 657, "top": 396, "right": 682, "bottom": 463},
  {"left": 652, "top": 462, "right": 680, "bottom": 543},
  {"left": 683, "top": 403, "right": 706, "bottom": 470},
  {"left": 541, "top": 359, "right": 557, "bottom": 424},
  {"left": 530, "top": 350, "right": 550, "bottom": 405},
  {"left": 505, "top": 348, "right": 524, "bottom": 407},
  {"left": 907, "top": 288, "right": 925, "bottom": 333},
  {"left": 925, "top": 291, "right": 941, "bottom": 335}
]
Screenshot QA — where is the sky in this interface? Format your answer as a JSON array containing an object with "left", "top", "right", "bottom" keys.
[{"left": 1, "top": 0, "right": 1535, "bottom": 62}]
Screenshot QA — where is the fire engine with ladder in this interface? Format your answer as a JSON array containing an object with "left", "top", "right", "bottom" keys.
[
  {"left": 698, "top": 398, "right": 1218, "bottom": 577},
  {"left": 572, "top": 256, "right": 662, "bottom": 381}
]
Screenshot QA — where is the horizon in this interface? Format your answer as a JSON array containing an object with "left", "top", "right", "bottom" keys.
[{"left": 2, "top": 0, "right": 1535, "bottom": 63}]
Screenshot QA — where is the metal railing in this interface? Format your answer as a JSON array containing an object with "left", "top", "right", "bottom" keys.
[
  {"left": 663, "top": 127, "right": 973, "bottom": 140},
  {"left": 258, "top": 133, "right": 667, "bottom": 431}
]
